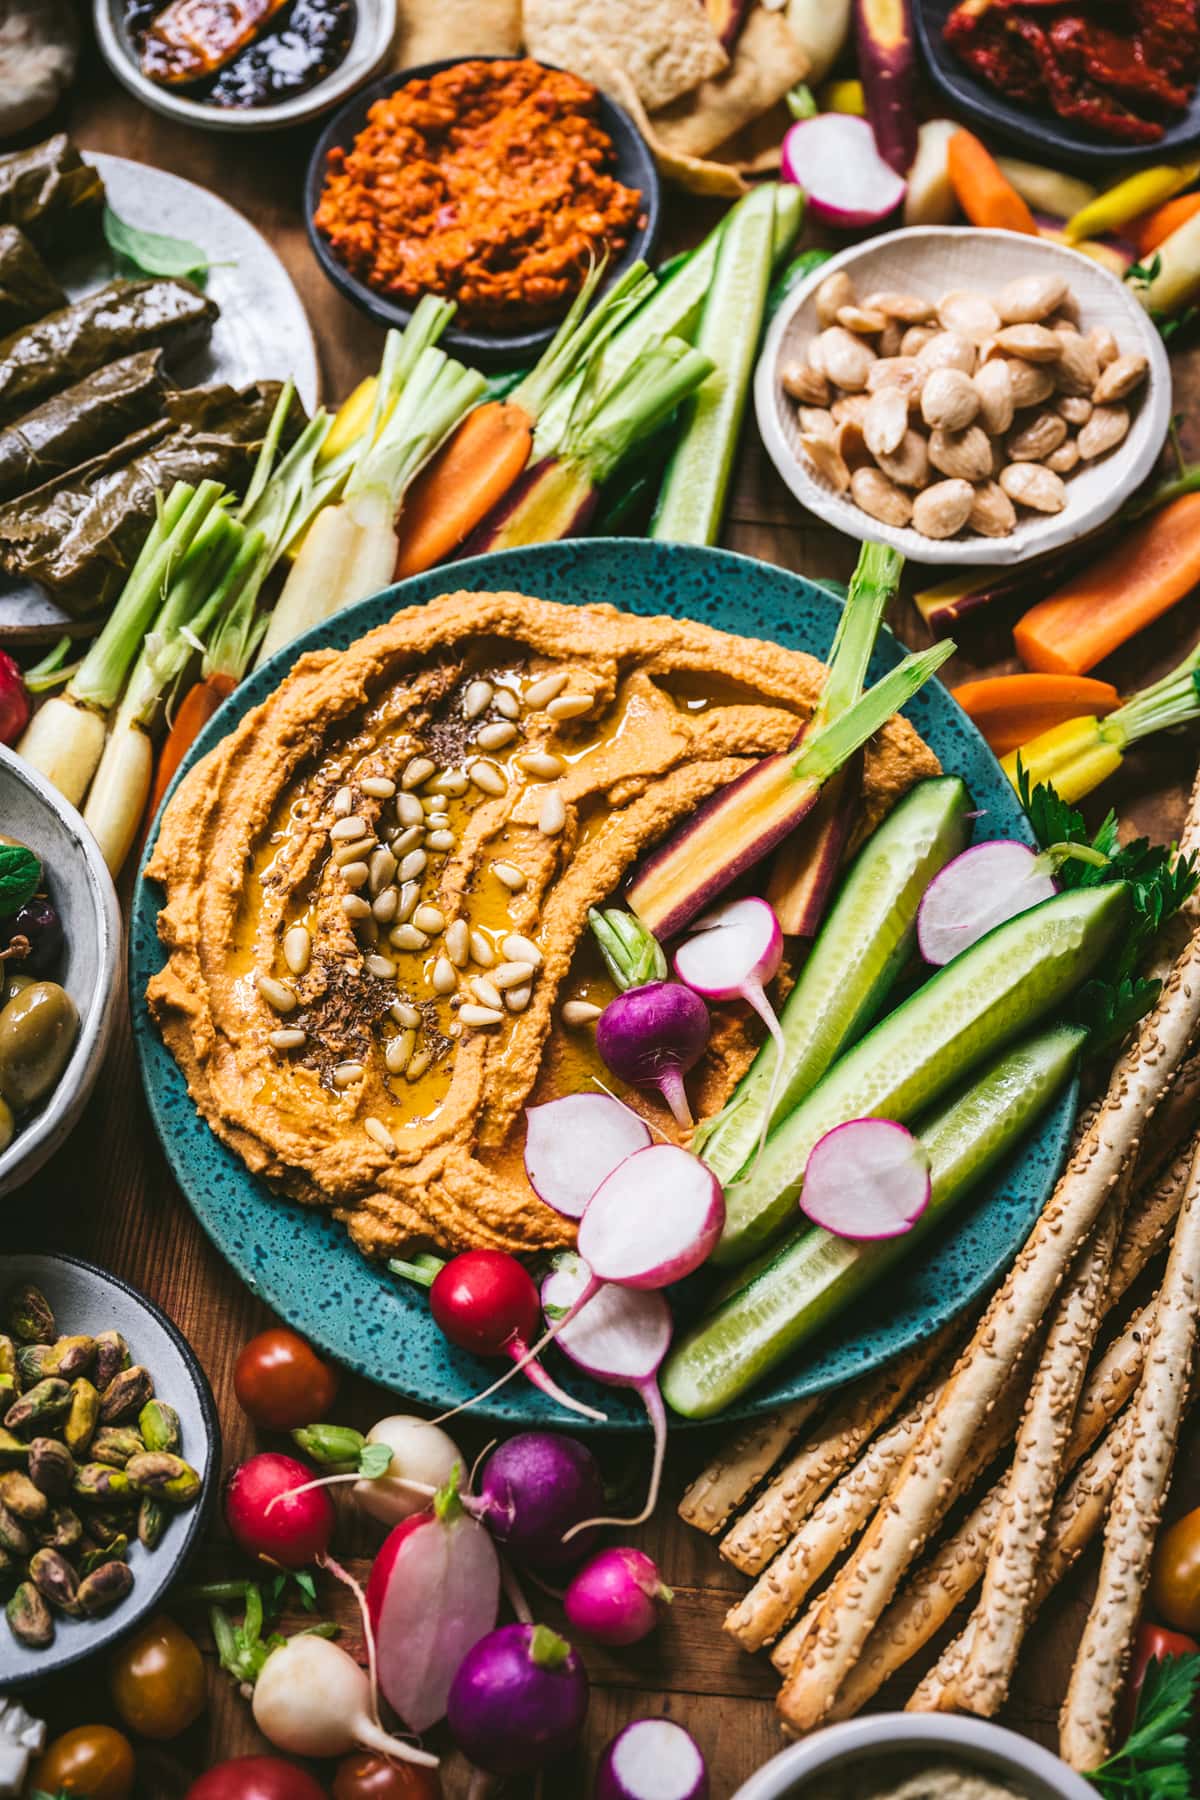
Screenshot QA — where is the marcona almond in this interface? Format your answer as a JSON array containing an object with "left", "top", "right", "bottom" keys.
[
  {"left": 801, "top": 433, "right": 851, "bottom": 492},
  {"left": 782, "top": 362, "right": 830, "bottom": 405},
  {"left": 863, "top": 290, "right": 935, "bottom": 323},
  {"left": 1050, "top": 315, "right": 1080, "bottom": 336},
  {"left": 1006, "top": 357, "right": 1056, "bottom": 408},
  {"left": 920, "top": 366, "right": 979, "bottom": 431},
  {"left": 916, "top": 331, "right": 976, "bottom": 374},
  {"left": 878, "top": 320, "right": 904, "bottom": 358},
  {"left": 1055, "top": 394, "right": 1093, "bottom": 425},
  {"left": 912, "top": 478, "right": 975, "bottom": 538},
  {"left": 937, "top": 290, "right": 1001, "bottom": 340},
  {"left": 1078, "top": 404, "right": 1130, "bottom": 459},
  {"left": 994, "top": 323, "right": 1062, "bottom": 362},
  {"left": 833, "top": 417, "right": 873, "bottom": 470},
  {"left": 1006, "top": 409, "right": 1068, "bottom": 462},
  {"left": 816, "top": 326, "right": 876, "bottom": 390},
  {"left": 798, "top": 406, "right": 836, "bottom": 439},
  {"left": 998, "top": 272, "right": 1068, "bottom": 324},
  {"left": 863, "top": 387, "right": 909, "bottom": 457},
  {"left": 831, "top": 391, "right": 870, "bottom": 426},
  {"left": 969, "top": 480, "right": 1017, "bottom": 537},
  {"left": 1054, "top": 332, "right": 1100, "bottom": 397},
  {"left": 876, "top": 428, "right": 931, "bottom": 489},
  {"left": 974, "top": 359, "right": 1014, "bottom": 436},
  {"left": 900, "top": 325, "right": 935, "bottom": 357},
  {"left": 850, "top": 465, "right": 913, "bottom": 527},
  {"left": 1088, "top": 325, "right": 1118, "bottom": 366},
  {"left": 999, "top": 462, "right": 1068, "bottom": 513},
  {"left": 1046, "top": 438, "right": 1081, "bottom": 474},
  {"left": 815, "top": 270, "right": 855, "bottom": 328},
  {"left": 1093, "top": 352, "right": 1148, "bottom": 404},
  {"left": 928, "top": 423, "right": 993, "bottom": 482},
  {"left": 838, "top": 304, "right": 889, "bottom": 334},
  {"left": 866, "top": 356, "right": 923, "bottom": 402}
]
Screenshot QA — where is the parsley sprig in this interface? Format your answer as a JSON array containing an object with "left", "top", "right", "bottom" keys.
[{"left": 1089, "top": 1651, "right": 1200, "bottom": 1798}]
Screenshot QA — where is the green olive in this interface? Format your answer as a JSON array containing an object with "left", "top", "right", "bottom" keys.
[
  {"left": 0, "top": 1095, "right": 12, "bottom": 1153},
  {"left": 2, "top": 972, "right": 35, "bottom": 1009},
  {"left": 0, "top": 983, "right": 78, "bottom": 1111}
]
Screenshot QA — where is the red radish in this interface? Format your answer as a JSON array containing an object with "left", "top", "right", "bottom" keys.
[
  {"left": 252, "top": 1632, "right": 438, "bottom": 1768},
  {"left": 595, "top": 981, "right": 710, "bottom": 1128},
  {"left": 524, "top": 1093, "right": 651, "bottom": 1219},
  {"left": 446, "top": 1623, "right": 589, "bottom": 1776},
  {"left": 474, "top": 1432, "right": 604, "bottom": 1570},
  {"left": 224, "top": 1452, "right": 334, "bottom": 1568},
  {"left": 594, "top": 1719, "right": 709, "bottom": 1800},
  {"left": 564, "top": 1548, "right": 673, "bottom": 1647},
  {"left": 183, "top": 1755, "right": 328, "bottom": 1800},
  {"left": 917, "top": 840, "right": 1058, "bottom": 966},
  {"left": 800, "top": 1117, "right": 931, "bottom": 1239},
  {"left": 542, "top": 1254, "right": 671, "bottom": 1533},
  {"left": 366, "top": 1472, "right": 501, "bottom": 1733},
  {"left": 780, "top": 114, "right": 907, "bottom": 227},
  {"left": 854, "top": 0, "right": 918, "bottom": 175},
  {"left": 0, "top": 650, "right": 29, "bottom": 747},
  {"left": 579, "top": 1144, "right": 725, "bottom": 1289},
  {"left": 430, "top": 1250, "right": 605, "bottom": 1423}
]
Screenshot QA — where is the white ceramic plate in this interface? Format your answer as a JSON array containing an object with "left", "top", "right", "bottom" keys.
[
  {"left": 1, "top": 151, "right": 319, "bottom": 639},
  {"left": 755, "top": 226, "right": 1172, "bottom": 567},
  {"left": 94, "top": 0, "right": 396, "bottom": 133}
]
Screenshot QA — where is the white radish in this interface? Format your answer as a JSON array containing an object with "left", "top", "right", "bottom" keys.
[
  {"left": 542, "top": 1254, "right": 672, "bottom": 1537},
  {"left": 578, "top": 1145, "right": 725, "bottom": 1290},
  {"left": 800, "top": 1117, "right": 931, "bottom": 1240},
  {"left": 252, "top": 1632, "right": 439, "bottom": 1766},
  {"left": 16, "top": 695, "right": 107, "bottom": 809},
  {"left": 781, "top": 115, "right": 907, "bottom": 228},
  {"left": 917, "top": 840, "right": 1058, "bottom": 966},
  {"left": 595, "top": 1718, "right": 709, "bottom": 1800},
  {"left": 524, "top": 1094, "right": 652, "bottom": 1219},
  {"left": 903, "top": 119, "right": 960, "bottom": 226},
  {"left": 354, "top": 1416, "right": 463, "bottom": 1525}
]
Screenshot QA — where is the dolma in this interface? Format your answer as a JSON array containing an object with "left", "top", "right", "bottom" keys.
[
  {"left": 0, "top": 381, "right": 303, "bottom": 617},
  {"left": 0, "top": 277, "right": 218, "bottom": 425},
  {"left": 0, "top": 350, "right": 168, "bottom": 503},
  {"left": 0, "top": 226, "right": 65, "bottom": 335},
  {"left": 0, "top": 134, "right": 105, "bottom": 254}
]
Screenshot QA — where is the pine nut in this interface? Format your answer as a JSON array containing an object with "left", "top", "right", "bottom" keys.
[
  {"left": 369, "top": 847, "right": 398, "bottom": 894},
  {"left": 391, "top": 1001, "right": 421, "bottom": 1028},
  {"left": 432, "top": 956, "right": 457, "bottom": 994},
  {"left": 332, "top": 785, "right": 353, "bottom": 817},
  {"left": 472, "top": 977, "right": 504, "bottom": 1010},
  {"left": 505, "top": 985, "right": 532, "bottom": 1012},
  {"left": 401, "top": 756, "right": 436, "bottom": 789},
  {"left": 366, "top": 953, "right": 397, "bottom": 979},
  {"left": 340, "top": 862, "right": 369, "bottom": 889},
  {"left": 414, "top": 904, "right": 445, "bottom": 935},
  {"left": 538, "top": 791, "right": 566, "bottom": 836},
  {"left": 373, "top": 888, "right": 399, "bottom": 924},
  {"left": 425, "top": 811, "right": 451, "bottom": 827},
  {"left": 494, "top": 689, "right": 520, "bottom": 719},
  {"left": 386, "top": 1029, "right": 416, "bottom": 1074},
  {"left": 431, "top": 770, "right": 469, "bottom": 797},
  {"left": 331, "top": 814, "right": 369, "bottom": 841},
  {"left": 516, "top": 751, "right": 566, "bottom": 779},
  {"left": 390, "top": 826, "right": 423, "bottom": 857},
  {"left": 365, "top": 1116, "right": 396, "bottom": 1150},
  {"left": 503, "top": 934, "right": 542, "bottom": 967},
  {"left": 259, "top": 975, "right": 299, "bottom": 1011},
  {"left": 470, "top": 761, "right": 507, "bottom": 797},
  {"left": 562, "top": 1000, "right": 602, "bottom": 1025},
  {"left": 464, "top": 679, "right": 494, "bottom": 719},
  {"left": 460, "top": 1004, "right": 504, "bottom": 1027},
  {"left": 390, "top": 924, "right": 428, "bottom": 951},
  {"left": 334, "top": 837, "right": 375, "bottom": 865},
  {"left": 469, "top": 930, "right": 495, "bottom": 968},
  {"left": 476, "top": 721, "right": 517, "bottom": 751},
  {"left": 283, "top": 926, "right": 311, "bottom": 976},
  {"left": 397, "top": 792, "right": 425, "bottom": 827},
  {"left": 547, "top": 693, "right": 592, "bottom": 721},
  {"left": 445, "top": 919, "right": 470, "bottom": 967},
  {"left": 406, "top": 1050, "right": 433, "bottom": 1081},
  {"left": 493, "top": 960, "right": 535, "bottom": 990},
  {"left": 399, "top": 849, "right": 427, "bottom": 882},
  {"left": 333, "top": 1061, "right": 364, "bottom": 1088},
  {"left": 341, "top": 894, "right": 372, "bottom": 921},
  {"left": 493, "top": 861, "right": 526, "bottom": 892},
  {"left": 396, "top": 882, "right": 419, "bottom": 923},
  {"left": 269, "top": 1027, "right": 307, "bottom": 1049},
  {"left": 426, "top": 830, "right": 455, "bottom": 853},
  {"left": 524, "top": 671, "right": 568, "bottom": 708},
  {"left": 360, "top": 775, "right": 396, "bottom": 798}
]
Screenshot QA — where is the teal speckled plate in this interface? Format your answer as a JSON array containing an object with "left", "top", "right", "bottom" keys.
[{"left": 130, "top": 540, "right": 1078, "bottom": 1427}]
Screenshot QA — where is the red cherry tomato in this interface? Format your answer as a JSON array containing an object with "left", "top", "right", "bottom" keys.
[
  {"left": 184, "top": 1754, "right": 328, "bottom": 1800},
  {"left": 234, "top": 1327, "right": 339, "bottom": 1430},
  {"left": 109, "top": 1612, "right": 207, "bottom": 1739},
  {"left": 33, "top": 1726, "right": 136, "bottom": 1800},
  {"left": 1116, "top": 1620, "right": 1200, "bottom": 1741},
  {"left": 1151, "top": 1506, "right": 1200, "bottom": 1634},
  {"left": 332, "top": 1753, "right": 444, "bottom": 1800}
]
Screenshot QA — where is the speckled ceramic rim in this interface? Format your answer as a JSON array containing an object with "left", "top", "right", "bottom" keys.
[
  {"left": 0, "top": 745, "right": 123, "bottom": 1198},
  {"left": 303, "top": 57, "right": 663, "bottom": 367},
  {"left": 732, "top": 1712, "right": 1098, "bottom": 1799},
  {"left": 0, "top": 1251, "right": 221, "bottom": 1692},
  {"left": 129, "top": 539, "right": 1078, "bottom": 1426},
  {"left": 93, "top": 0, "right": 398, "bottom": 133}
]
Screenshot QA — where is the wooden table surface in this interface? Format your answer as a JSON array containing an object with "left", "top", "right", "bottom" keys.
[{"left": 10, "top": 35, "right": 1200, "bottom": 1800}]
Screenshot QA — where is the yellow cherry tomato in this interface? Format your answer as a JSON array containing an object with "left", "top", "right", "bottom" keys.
[
  {"left": 109, "top": 1612, "right": 207, "bottom": 1739},
  {"left": 34, "top": 1725, "right": 136, "bottom": 1800}
]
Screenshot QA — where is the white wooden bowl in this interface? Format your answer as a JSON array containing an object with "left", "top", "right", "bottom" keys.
[{"left": 755, "top": 225, "right": 1172, "bottom": 566}]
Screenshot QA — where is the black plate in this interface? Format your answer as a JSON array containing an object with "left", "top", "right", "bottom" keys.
[
  {"left": 914, "top": 0, "right": 1200, "bottom": 171},
  {"left": 304, "top": 58, "right": 663, "bottom": 368}
]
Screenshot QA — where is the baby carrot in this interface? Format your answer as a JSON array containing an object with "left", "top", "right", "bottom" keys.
[{"left": 947, "top": 130, "right": 1038, "bottom": 235}]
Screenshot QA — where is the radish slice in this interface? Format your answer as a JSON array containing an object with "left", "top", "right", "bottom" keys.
[
  {"left": 578, "top": 1145, "right": 725, "bottom": 1290},
  {"left": 542, "top": 1254, "right": 672, "bottom": 1536},
  {"left": 917, "top": 840, "right": 1058, "bottom": 967},
  {"left": 800, "top": 1117, "right": 931, "bottom": 1240},
  {"left": 524, "top": 1094, "right": 652, "bottom": 1219},
  {"left": 595, "top": 1718, "right": 709, "bottom": 1800},
  {"left": 781, "top": 114, "right": 907, "bottom": 227}
]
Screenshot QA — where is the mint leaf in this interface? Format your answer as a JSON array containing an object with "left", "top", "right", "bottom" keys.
[
  {"left": 104, "top": 205, "right": 213, "bottom": 285},
  {"left": 0, "top": 844, "right": 40, "bottom": 917},
  {"left": 358, "top": 1441, "right": 393, "bottom": 1480}
]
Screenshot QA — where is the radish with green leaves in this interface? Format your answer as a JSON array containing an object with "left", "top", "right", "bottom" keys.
[
  {"left": 473, "top": 1432, "right": 604, "bottom": 1571},
  {"left": 674, "top": 898, "right": 785, "bottom": 1163},
  {"left": 565, "top": 1548, "right": 673, "bottom": 1647},
  {"left": 252, "top": 1633, "right": 439, "bottom": 1768},
  {"left": 525, "top": 1094, "right": 651, "bottom": 1219},
  {"left": 224, "top": 1452, "right": 334, "bottom": 1568},
  {"left": 800, "top": 1117, "right": 931, "bottom": 1239},
  {"left": 594, "top": 1719, "right": 709, "bottom": 1800},
  {"left": 917, "top": 840, "right": 1059, "bottom": 966},
  {"left": 447, "top": 1623, "right": 589, "bottom": 1776},
  {"left": 288, "top": 1415, "right": 463, "bottom": 1527},
  {"left": 591, "top": 905, "right": 710, "bottom": 1128}
]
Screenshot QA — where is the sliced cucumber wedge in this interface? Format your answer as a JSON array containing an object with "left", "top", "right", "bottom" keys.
[
  {"left": 696, "top": 776, "right": 972, "bottom": 1189},
  {"left": 716, "top": 880, "right": 1129, "bottom": 1266},
  {"left": 662, "top": 1023, "right": 1087, "bottom": 1418}
]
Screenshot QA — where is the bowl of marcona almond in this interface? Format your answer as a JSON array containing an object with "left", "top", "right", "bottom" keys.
[{"left": 755, "top": 225, "right": 1171, "bottom": 565}]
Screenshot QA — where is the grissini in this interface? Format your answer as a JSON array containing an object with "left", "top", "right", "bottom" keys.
[
  {"left": 1108, "top": 1139, "right": 1195, "bottom": 1300},
  {"left": 678, "top": 1397, "right": 822, "bottom": 1535},
  {"left": 1060, "top": 1127, "right": 1200, "bottom": 1771},
  {"left": 777, "top": 925, "right": 1200, "bottom": 1734}
]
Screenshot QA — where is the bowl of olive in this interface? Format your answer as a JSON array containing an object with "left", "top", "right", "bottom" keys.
[{"left": 0, "top": 745, "right": 122, "bottom": 1197}]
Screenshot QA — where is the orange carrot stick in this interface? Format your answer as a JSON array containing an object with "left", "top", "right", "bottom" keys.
[
  {"left": 947, "top": 130, "right": 1039, "bottom": 235},
  {"left": 951, "top": 674, "right": 1121, "bottom": 756},
  {"left": 146, "top": 671, "right": 237, "bottom": 827},
  {"left": 1132, "top": 191, "right": 1200, "bottom": 256},
  {"left": 1013, "top": 493, "right": 1200, "bottom": 675},
  {"left": 394, "top": 401, "right": 535, "bottom": 578}
]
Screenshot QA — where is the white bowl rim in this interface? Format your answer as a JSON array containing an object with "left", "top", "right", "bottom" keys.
[
  {"left": 0, "top": 744, "right": 122, "bottom": 1196},
  {"left": 754, "top": 223, "right": 1173, "bottom": 567},
  {"left": 733, "top": 1713, "right": 1099, "bottom": 1800},
  {"left": 93, "top": 0, "right": 398, "bottom": 133}
]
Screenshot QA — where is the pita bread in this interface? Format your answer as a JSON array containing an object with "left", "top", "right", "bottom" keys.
[
  {"left": 595, "top": 62, "right": 748, "bottom": 197},
  {"left": 393, "top": 0, "right": 521, "bottom": 65},
  {"left": 522, "top": 0, "right": 729, "bottom": 113},
  {"left": 651, "top": 9, "right": 808, "bottom": 157}
]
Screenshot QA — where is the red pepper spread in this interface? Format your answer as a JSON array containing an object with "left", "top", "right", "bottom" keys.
[{"left": 945, "top": 0, "right": 1200, "bottom": 143}]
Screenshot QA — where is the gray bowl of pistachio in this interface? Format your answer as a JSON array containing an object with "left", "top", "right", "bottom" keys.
[{"left": 0, "top": 1252, "right": 219, "bottom": 1689}]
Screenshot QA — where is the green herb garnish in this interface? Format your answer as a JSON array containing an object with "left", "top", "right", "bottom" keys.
[
  {"left": 1089, "top": 1651, "right": 1200, "bottom": 1798},
  {"left": 0, "top": 844, "right": 40, "bottom": 919},
  {"left": 103, "top": 206, "right": 214, "bottom": 285}
]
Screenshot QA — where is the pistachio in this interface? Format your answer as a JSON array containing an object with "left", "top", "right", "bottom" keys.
[
  {"left": 5, "top": 1282, "right": 55, "bottom": 1344},
  {"left": 63, "top": 1379, "right": 99, "bottom": 1456},
  {"left": 27, "top": 1437, "right": 73, "bottom": 1498},
  {"left": 968, "top": 480, "right": 1017, "bottom": 538},
  {"left": 0, "top": 1375, "right": 13, "bottom": 1408},
  {"left": 0, "top": 1546, "right": 16, "bottom": 1593},
  {"left": 77, "top": 1558, "right": 134, "bottom": 1617},
  {"left": 16, "top": 1344, "right": 50, "bottom": 1385},
  {"left": 815, "top": 326, "right": 876, "bottom": 391},
  {"left": 0, "top": 1427, "right": 27, "bottom": 1465},
  {"left": 91, "top": 1427, "right": 145, "bottom": 1469},
  {"left": 0, "top": 1470, "right": 47, "bottom": 1521},
  {"left": 814, "top": 269, "right": 855, "bottom": 329},
  {"left": 1093, "top": 353, "right": 1148, "bottom": 404},
  {"left": 0, "top": 1335, "right": 15, "bottom": 1382},
  {"left": 916, "top": 332, "right": 976, "bottom": 375},
  {"left": 928, "top": 425, "right": 993, "bottom": 483},
  {"left": 5, "top": 1378, "right": 69, "bottom": 1435},
  {"left": 74, "top": 1462, "right": 132, "bottom": 1503},
  {"left": 85, "top": 1508, "right": 134, "bottom": 1548},
  {"left": 99, "top": 1365, "right": 154, "bottom": 1425},
  {"left": 35, "top": 1505, "right": 82, "bottom": 1552},
  {"left": 128, "top": 1450, "right": 202, "bottom": 1505},
  {"left": 849, "top": 465, "right": 912, "bottom": 528},
  {"left": 138, "top": 1495, "right": 169, "bottom": 1551},
  {"left": 78, "top": 1537, "right": 130, "bottom": 1578},
  {"left": 999, "top": 462, "right": 1068, "bottom": 513},
  {"left": 998, "top": 272, "right": 1068, "bottom": 325},
  {"left": 782, "top": 362, "right": 830, "bottom": 407},
  {"left": 92, "top": 1331, "right": 130, "bottom": 1393},
  {"left": 6, "top": 1579, "right": 53, "bottom": 1646},
  {"left": 876, "top": 429, "right": 931, "bottom": 490},
  {"left": 863, "top": 387, "right": 909, "bottom": 458},
  {"left": 0, "top": 1502, "right": 31, "bottom": 1557},
  {"left": 1078, "top": 404, "right": 1130, "bottom": 460},
  {"left": 800, "top": 433, "right": 851, "bottom": 494},
  {"left": 912, "top": 479, "right": 975, "bottom": 539},
  {"left": 1007, "top": 410, "right": 1068, "bottom": 463},
  {"left": 30, "top": 1547, "right": 79, "bottom": 1615},
  {"left": 43, "top": 1336, "right": 96, "bottom": 1380},
  {"left": 937, "top": 290, "right": 1000, "bottom": 341}
]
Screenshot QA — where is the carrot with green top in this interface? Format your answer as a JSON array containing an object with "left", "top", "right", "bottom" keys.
[
  {"left": 947, "top": 130, "right": 1038, "bottom": 235},
  {"left": 1132, "top": 190, "right": 1200, "bottom": 256},
  {"left": 952, "top": 674, "right": 1120, "bottom": 757}
]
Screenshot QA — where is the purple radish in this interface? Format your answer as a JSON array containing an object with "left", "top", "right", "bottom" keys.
[
  {"left": 365, "top": 1470, "right": 501, "bottom": 1732},
  {"left": 447, "top": 1622, "right": 589, "bottom": 1776},
  {"left": 525, "top": 1093, "right": 652, "bottom": 1219},
  {"left": 674, "top": 897, "right": 786, "bottom": 1163},
  {"left": 579, "top": 1145, "right": 725, "bottom": 1289},
  {"left": 565, "top": 1547, "right": 673, "bottom": 1647},
  {"left": 780, "top": 114, "right": 907, "bottom": 226},
  {"left": 917, "top": 840, "right": 1058, "bottom": 966},
  {"left": 594, "top": 1719, "right": 709, "bottom": 1800},
  {"left": 596, "top": 981, "right": 710, "bottom": 1128},
  {"left": 474, "top": 1432, "right": 604, "bottom": 1570},
  {"left": 543, "top": 1253, "right": 672, "bottom": 1534},
  {"left": 800, "top": 1117, "right": 931, "bottom": 1240}
]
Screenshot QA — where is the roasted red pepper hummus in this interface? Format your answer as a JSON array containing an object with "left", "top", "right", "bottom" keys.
[{"left": 313, "top": 59, "right": 645, "bottom": 327}]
